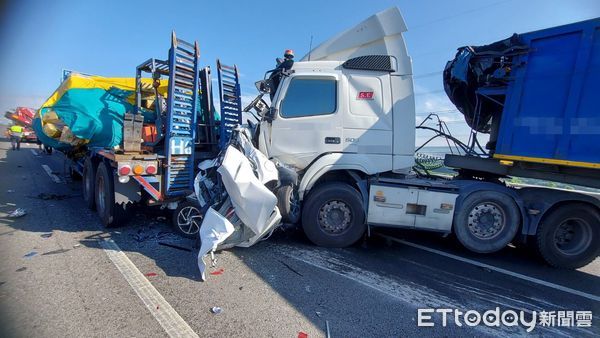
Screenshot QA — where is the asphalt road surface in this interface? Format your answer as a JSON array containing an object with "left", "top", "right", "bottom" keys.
[{"left": 0, "top": 139, "right": 598, "bottom": 337}]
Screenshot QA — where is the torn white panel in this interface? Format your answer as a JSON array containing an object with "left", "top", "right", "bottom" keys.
[
  {"left": 198, "top": 158, "right": 218, "bottom": 171},
  {"left": 236, "top": 207, "right": 281, "bottom": 248},
  {"left": 197, "top": 207, "right": 235, "bottom": 281},
  {"left": 236, "top": 128, "right": 278, "bottom": 184},
  {"left": 218, "top": 146, "right": 278, "bottom": 238}
]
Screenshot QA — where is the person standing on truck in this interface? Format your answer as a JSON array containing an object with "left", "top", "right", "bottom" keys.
[
  {"left": 268, "top": 49, "right": 295, "bottom": 99},
  {"left": 8, "top": 124, "right": 24, "bottom": 150}
]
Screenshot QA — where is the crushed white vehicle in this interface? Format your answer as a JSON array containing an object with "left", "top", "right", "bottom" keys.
[{"left": 195, "top": 128, "right": 282, "bottom": 280}]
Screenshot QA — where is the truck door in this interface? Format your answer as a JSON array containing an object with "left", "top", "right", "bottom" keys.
[{"left": 267, "top": 75, "right": 343, "bottom": 170}]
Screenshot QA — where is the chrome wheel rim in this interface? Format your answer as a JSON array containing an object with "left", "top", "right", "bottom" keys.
[
  {"left": 177, "top": 206, "right": 202, "bottom": 235},
  {"left": 467, "top": 202, "right": 506, "bottom": 240}
]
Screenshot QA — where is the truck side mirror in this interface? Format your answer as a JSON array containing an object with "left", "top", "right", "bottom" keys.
[{"left": 255, "top": 80, "right": 270, "bottom": 94}]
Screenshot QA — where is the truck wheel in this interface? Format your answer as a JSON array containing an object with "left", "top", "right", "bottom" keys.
[
  {"left": 95, "top": 162, "right": 128, "bottom": 227},
  {"left": 454, "top": 191, "right": 519, "bottom": 253},
  {"left": 535, "top": 204, "right": 599, "bottom": 269},
  {"left": 172, "top": 201, "right": 203, "bottom": 238},
  {"left": 82, "top": 158, "right": 96, "bottom": 210},
  {"left": 302, "top": 183, "right": 365, "bottom": 247},
  {"left": 276, "top": 185, "right": 300, "bottom": 224}
]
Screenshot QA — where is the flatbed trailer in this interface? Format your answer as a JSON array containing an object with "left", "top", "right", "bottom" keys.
[{"left": 61, "top": 33, "right": 242, "bottom": 234}]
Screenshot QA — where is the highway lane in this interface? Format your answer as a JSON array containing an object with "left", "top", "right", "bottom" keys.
[{"left": 0, "top": 139, "right": 598, "bottom": 337}]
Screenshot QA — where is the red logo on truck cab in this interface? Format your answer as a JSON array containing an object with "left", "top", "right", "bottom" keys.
[{"left": 357, "top": 91, "right": 374, "bottom": 100}]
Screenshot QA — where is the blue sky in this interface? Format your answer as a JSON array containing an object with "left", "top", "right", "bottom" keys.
[{"left": 0, "top": 0, "right": 598, "bottom": 144}]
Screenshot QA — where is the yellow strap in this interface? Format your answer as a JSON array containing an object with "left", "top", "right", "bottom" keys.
[{"left": 493, "top": 154, "right": 600, "bottom": 169}]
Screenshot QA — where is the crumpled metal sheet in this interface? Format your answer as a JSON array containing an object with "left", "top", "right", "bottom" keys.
[
  {"left": 197, "top": 207, "right": 235, "bottom": 281},
  {"left": 217, "top": 146, "right": 279, "bottom": 237},
  {"left": 236, "top": 128, "right": 278, "bottom": 185},
  {"left": 196, "top": 128, "right": 283, "bottom": 280}
]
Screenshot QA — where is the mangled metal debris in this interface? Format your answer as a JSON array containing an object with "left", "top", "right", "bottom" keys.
[{"left": 195, "top": 127, "right": 283, "bottom": 281}]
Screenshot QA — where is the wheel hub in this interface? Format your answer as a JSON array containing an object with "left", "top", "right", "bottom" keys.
[
  {"left": 318, "top": 201, "right": 352, "bottom": 234},
  {"left": 467, "top": 202, "right": 506, "bottom": 239},
  {"left": 553, "top": 218, "right": 592, "bottom": 256},
  {"left": 177, "top": 206, "right": 202, "bottom": 235}
]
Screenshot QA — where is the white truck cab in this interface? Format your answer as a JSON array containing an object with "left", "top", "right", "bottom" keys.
[
  {"left": 247, "top": 7, "right": 600, "bottom": 269},
  {"left": 259, "top": 7, "right": 415, "bottom": 199}
]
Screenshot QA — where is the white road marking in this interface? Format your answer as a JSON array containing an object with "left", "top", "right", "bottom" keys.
[
  {"left": 30, "top": 149, "right": 39, "bottom": 156},
  {"left": 379, "top": 234, "right": 600, "bottom": 302},
  {"left": 41, "top": 164, "right": 62, "bottom": 183},
  {"left": 100, "top": 238, "right": 198, "bottom": 338}
]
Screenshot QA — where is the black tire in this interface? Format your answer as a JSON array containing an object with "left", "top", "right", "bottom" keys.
[
  {"left": 69, "top": 163, "right": 82, "bottom": 181},
  {"left": 535, "top": 204, "right": 600, "bottom": 269},
  {"left": 82, "top": 158, "right": 96, "bottom": 210},
  {"left": 276, "top": 185, "right": 300, "bottom": 224},
  {"left": 301, "top": 182, "right": 366, "bottom": 248},
  {"left": 94, "top": 162, "right": 128, "bottom": 227},
  {"left": 454, "top": 191, "right": 520, "bottom": 253},
  {"left": 172, "top": 201, "right": 204, "bottom": 239}
]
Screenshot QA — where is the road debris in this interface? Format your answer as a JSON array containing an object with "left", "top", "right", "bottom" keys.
[
  {"left": 8, "top": 208, "right": 27, "bottom": 218},
  {"left": 326, "top": 321, "right": 331, "bottom": 338},
  {"left": 158, "top": 242, "right": 192, "bottom": 252},
  {"left": 23, "top": 251, "right": 37, "bottom": 259},
  {"left": 6, "top": 189, "right": 14, "bottom": 193},
  {"left": 34, "top": 193, "right": 74, "bottom": 200},
  {"left": 40, "top": 233, "right": 53, "bottom": 238},
  {"left": 73, "top": 243, "right": 81, "bottom": 248},
  {"left": 16, "top": 267, "right": 27, "bottom": 272},
  {"left": 156, "top": 216, "right": 166, "bottom": 221},
  {"left": 209, "top": 268, "right": 224, "bottom": 276},
  {"left": 144, "top": 272, "right": 158, "bottom": 277},
  {"left": 298, "top": 332, "right": 308, "bottom": 338},
  {"left": 42, "top": 248, "right": 70, "bottom": 255},
  {"left": 210, "top": 306, "right": 223, "bottom": 315}
]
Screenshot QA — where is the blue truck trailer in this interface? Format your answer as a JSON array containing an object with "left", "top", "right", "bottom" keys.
[
  {"left": 439, "top": 18, "right": 600, "bottom": 268},
  {"left": 36, "top": 33, "right": 243, "bottom": 237}
]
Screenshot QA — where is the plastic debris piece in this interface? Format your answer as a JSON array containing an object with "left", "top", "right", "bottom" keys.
[
  {"left": 316, "top": 311, "right": 322, "bottom": 317},
  {"left": 210, "top": 307, "right": 223, "bottom": 314},
  {"left": 8, "top": 208, "right": 26, "bottom": 218},
  {"left": 23, "top": 251, "right": 37, "bottom": 259},
  {"left": 298, "top": 332, "right": 308, "bottom": 338},
  {"left": 40, "top": 233, "right": 53, "bottom": 238},
  {"left": 326, "top": 321, "right": 331, "bottom": 338},
  {"left": 6, "top": 189, "right": 14, "bottom": 193},
  {"left": 156, "top": 216, "right": 166, "bottom": 221},
  {"left": 16, "top": 267, "right": 27, "bottom": 272},
  {"left": 73, "top": 244, "right": 81, "bottom": 248},
  {"left": 145, "top": 272, "right": 158, "bottom": 277},
  {"left": 42, "top": 248, "right": 70, "bottom": 255},
  {"left": 210, "top": 268, "right": 224, "bottom": 276}
]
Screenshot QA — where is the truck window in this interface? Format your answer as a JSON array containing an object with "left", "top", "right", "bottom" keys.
[{"left": 280, "top": 78, "right": 337, "bottom": 118}]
